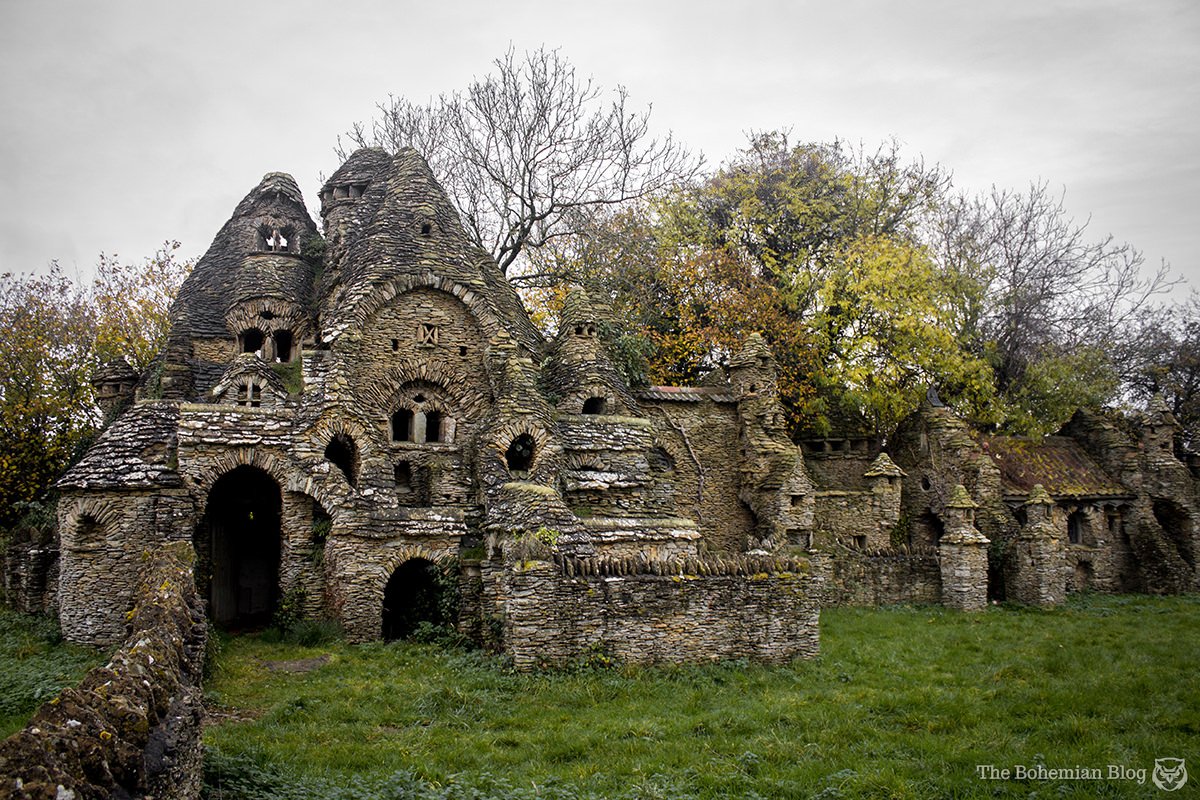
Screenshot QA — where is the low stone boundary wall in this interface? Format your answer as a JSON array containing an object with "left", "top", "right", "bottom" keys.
[
  {"left": 0, "top": 541, "right": 207, "bottom": 800},
  {"left": 816, "top": 546, "right": 942, "bottom": 606},
  {"left": 501, "top": 555, "right": 820, "bottom": 670}
]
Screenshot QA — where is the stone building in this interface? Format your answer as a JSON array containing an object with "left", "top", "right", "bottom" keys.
[
  {"left": 891, "top": 396, "right": 1200, "bottom": 602},
  {"left": 27, "top": 148, "right": 1200, "bottom": 660},
  {"left": 50, "top": 148, "right": 821, "bottom": 664}
]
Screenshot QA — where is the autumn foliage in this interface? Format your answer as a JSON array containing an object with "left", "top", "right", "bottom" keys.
[{"left": 0, "top": 244, "right": 190, "bottom": 525}]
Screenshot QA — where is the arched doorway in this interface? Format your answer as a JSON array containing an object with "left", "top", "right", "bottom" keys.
[
  {"left": 382, "top": 558, "right": 450, "bottom": 641},
  {"left": 198, "top": 465, "right": 282, "bottom": 628}
]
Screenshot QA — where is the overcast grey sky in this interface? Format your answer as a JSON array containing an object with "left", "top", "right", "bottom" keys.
[{"left": 2, "top": 0, "right": 1197, "bottom": 294}]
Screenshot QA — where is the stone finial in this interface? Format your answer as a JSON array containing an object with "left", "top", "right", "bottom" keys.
[
  {"left": 729, "top": 332, "right": 773, "bottom": 369},
  {"left": 864, "top": 452, "right": 906, "bottom": 479},
  {"left": 1025, "top": 484, "right": 1054, "bottom": 507},
  {"left": 1147, "top": 393, "right": 1172, "bottom": 415},
  {"left": 946, "top": 484, "right": 977, "bottom": 509},
  {"left": 558, "top": 286, "right": 604, "bottom": 331}
]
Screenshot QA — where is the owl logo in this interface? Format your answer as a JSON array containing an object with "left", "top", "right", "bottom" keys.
[{"left": 1153, "top": 758, "right": 1187, "bottom": 792}]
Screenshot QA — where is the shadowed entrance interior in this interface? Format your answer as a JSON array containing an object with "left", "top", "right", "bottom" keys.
[
  {"left": 382, "top": 558, "right": 448, "bottom": 640},
  {"left": 198, "top": 465, "right": 282, "bottom": 627}
]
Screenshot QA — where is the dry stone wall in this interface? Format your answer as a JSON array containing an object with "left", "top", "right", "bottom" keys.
[
  {"left": 816, "top": 548, "right": 941, "bottom": 606},
  {"left": 0, "top": 542, "right": 206, "bottom": 800},
  {"left": 497, "top": 556, "right": 820, "bottom": 670}
]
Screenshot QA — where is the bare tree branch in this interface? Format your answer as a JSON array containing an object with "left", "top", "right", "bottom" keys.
[{"left": 339, "top": 46, "right": 702, "bottom": 274}]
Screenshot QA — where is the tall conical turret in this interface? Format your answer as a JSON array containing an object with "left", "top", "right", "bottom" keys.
[{"left": 158, "top": 172, "right": 319, "bottom": 399}]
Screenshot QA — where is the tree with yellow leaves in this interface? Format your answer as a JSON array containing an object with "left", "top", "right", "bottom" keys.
[{"left": 0, "top": 243, "right": 191, "bottom": 525}]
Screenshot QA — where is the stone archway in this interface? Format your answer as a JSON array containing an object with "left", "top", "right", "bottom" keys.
[
  {"left": 381, "top": 558, "right": 449, "bottom": 641},
  {"left": 197, "top": 465, "right": 282, "bottom": 627}
]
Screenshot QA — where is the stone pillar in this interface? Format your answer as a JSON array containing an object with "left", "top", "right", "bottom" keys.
[
  {"left": 938, "top": 484, "right": 990, "bottom": 611},
  {"left": 1009, "top": 484, "right": 1066, "bottom": 606}
]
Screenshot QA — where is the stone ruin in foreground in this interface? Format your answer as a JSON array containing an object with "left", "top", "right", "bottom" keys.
[{"left": 15, "top": 147, "right": 1197, "bottom": 666}]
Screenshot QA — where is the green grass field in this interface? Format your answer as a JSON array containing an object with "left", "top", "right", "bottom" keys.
[
  {"left": 0, "top": 608, "right": 105, "bottom": 737},
  {"left": 201, "top": 595, "right": 1199, "bottom": 799}
]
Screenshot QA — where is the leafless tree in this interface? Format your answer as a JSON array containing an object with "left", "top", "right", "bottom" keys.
[
  {"left": 339, "top": 46, "right": 701, "bottom": 274},
  {"left": 930, "top": 182, "right": 1176, "bottom": 392}
]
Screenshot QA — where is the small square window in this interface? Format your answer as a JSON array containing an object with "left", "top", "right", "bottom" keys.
[{"left": 418, "top": 323, "right": 439, "bottom": 344}]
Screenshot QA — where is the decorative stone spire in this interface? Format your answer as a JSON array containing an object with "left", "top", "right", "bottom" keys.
[
  {"left": 939, "top": 483, "right": 990, "bottom": 610},
  {"left": 1011, "top": 483, "right": 1066, "bottom": 606}
]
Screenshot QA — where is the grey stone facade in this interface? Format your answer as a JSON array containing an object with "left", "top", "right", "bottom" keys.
[
  {"left": 39, "top": 147, "right": 1200, "bottom": 666},
  {"left": 51, "top": 149, "right": 826, "bottom": 665}
]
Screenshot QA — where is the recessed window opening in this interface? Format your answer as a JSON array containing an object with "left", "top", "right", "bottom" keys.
[
  {"left": 394, "top": 462, "right": 412, "bottom": 488},
  {"left": 273, "top": 330, "right": 293, "bottom": 363},
  {"left": 418, "top": 323, "right": 439, "bottom": 344},
  {"left": 749, "top": 384, "right": 758, "bottom": 393},
  {"left": 241, "top": 329, "right": 265, "bottom": 354},
  {"left": 920, "top": 477, "right": 932, "bottom": 491},
  {"left": 392, "top": 338, "right": 399, "bottom": 351},
  {"left": 458, "top": 346, "right": 467, "bottom": 357},
  {"left": 334, "top": 186, "right": 349, "bottom": 200},
  {"left": 236, "top": 381, "right": 262, "bottom": 408},
  {"left": 425, "top": 410, "right": 443, "bottom": 443},
  {"left": 325, "top": 433, "right": 358, "bottom": 488},
  {"left": 648, "top": 446, "right": 675, "bottom": 473},
  {"left": 1067, "top": 510, "right": 1085, "bottom": 545},
  {"left": 77, "top": 515, "right": 102, "bottom": 546},
  {"left": 505, "top": 434, "right": 535, "bottom": 472},
  {"left": 414, "top": 393, "right": 427, "bottom": 403},
  {"left": 582, "top": 397, "right": 606, "bottom": 415},
  {"left": 574, "top": 325, "right": 584, "bottom": 336},
  {"left": 790, "top": 494, "right": 804, "bottom": 506},
  {"left": 392, "top": 409, "right": 413, "bottom": 442},
  {"left": 420, "top": 222, "right": 432, "bottom": 235},
  {"left": 853, "top": 535, "right": 868, "bottom": 550},
  {"left": 260, "top": 310, "right": 276, "bottom": 320}
]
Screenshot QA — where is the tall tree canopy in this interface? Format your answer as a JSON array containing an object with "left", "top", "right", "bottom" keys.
[
  {"left": 526, "top": 132, "right": 1176, "bottom": 438},
  {"left": 0, "top": 243, "right": 190, "bottom": 525},
  {"left": 340, "top": 46, "right": 700, "bottom": 274}
]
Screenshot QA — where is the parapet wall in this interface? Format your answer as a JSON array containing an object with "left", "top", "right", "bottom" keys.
[
  {"left": 0, "top": 541, "right": 207, "bottom": 800},
  {"left": 498, "top": 555, "right": 820, "bottom": 670}
]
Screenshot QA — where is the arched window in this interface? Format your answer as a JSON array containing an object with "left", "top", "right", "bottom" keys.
[
  {"left": 325, "top": 433, "right": 358, "bottom": 488},
  {"left": 75, "top": 515, "right": 103, "bottom": 547},
  {"left": 505, "top": 434, "right": 535, "bottom": 473},
  {"left": 273, "top": 330, "right": 293, "bottom": 363},
  {"left": 425, "top": 410, "right": 443, "bottom": 443},
  {"left": 582, "top": 397, "right": 606, "bottom": 415},
  {"left": 391, "top": 409, "right": 413, "bottom": 442},
  {"left": 240, "top": 329, "right": 265, "bottom": 355},
  {"left": 648, "top": 446, "right": 675, "bottom": 473}
]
